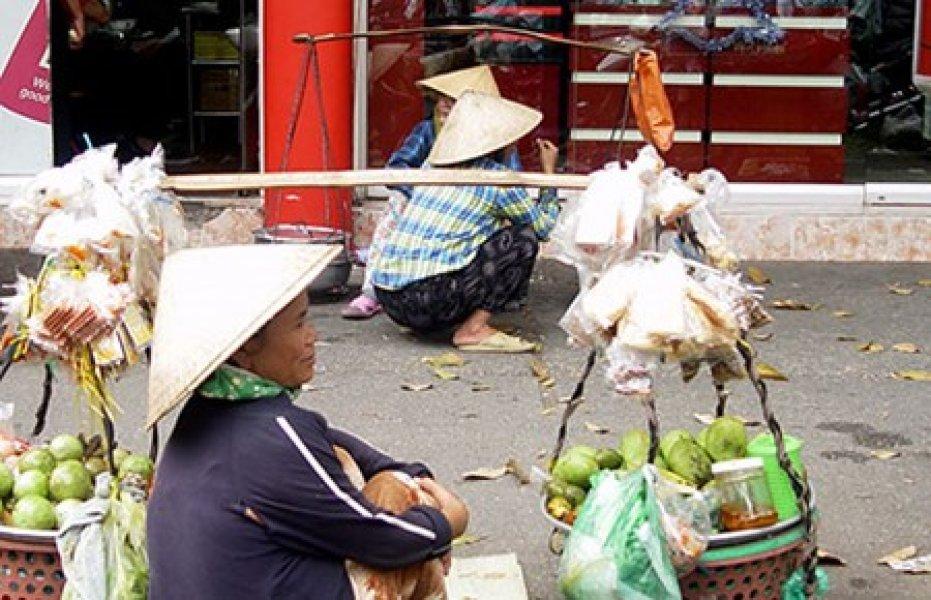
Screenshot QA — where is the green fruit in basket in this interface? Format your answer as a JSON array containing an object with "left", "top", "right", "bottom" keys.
[
  {"left": 565, "top": 445, "right": 598, "bottom": 461},
  {"left": 654, "top": 453, "right": 669, "bottom": 471},
  {"left": 18, "top": 448, "right": 56, "bottom": 475},
  {"left": 658, "top": 468, "right": 697, "bottom": 490},
  {"left": 665, "top": 439, "right": 712, "bottom": 487},
  {"left": 11, "top": 495, "right": 56, "bottom": 530},
  {"left": 563, "top": 484, "right": 587, "bottom": 507},
  {"left": 85, "top": 457, "right": 108, "bottom": 477},
  {"left": 594, "top": 448, "right": 624, "bottom": 470},
  {"left": 696, "top": 427, "right": 710, "bottom": 451},
  {"left": 54, "top": 499, "right": 83, "bottom": 528},
  {"left": 118, "top": 454, "right": 154, "bottom": 483},
  {"left": 704, "top": 416, "right": 748, "bottom": 461},
  {"left": 552, "top": 453, "right": 599, "bottom": 490},
  {"left": 544, "top": 479, "right": 569, "bottom": 500},
  {"left": 0, "top": 464, "right": 13, "bottom": 499},
  {"left": 660, "top": 429, "right": 695, "bottom": 459},
  {"left": 546, "top": 496, "right": 573, "bottom": 521},
  {"left": 14, "top": 470, "right": 49, "bottom": 500},
  {"left": 113, "top": 448, "right": 130, "bottom": 470},
  {"left": 618, "top": 428, "right": 650, "bottom": 470},
  {"left": 49, "top": 460, "right": 93, "bottom": 502},
  {"left": 50, "top": 434, "right": 84, "bottom": 462}
]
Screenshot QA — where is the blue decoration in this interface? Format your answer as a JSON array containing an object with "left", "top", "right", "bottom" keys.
[{"left": 656, "top": 0, "right": 785, "bottom": 54}]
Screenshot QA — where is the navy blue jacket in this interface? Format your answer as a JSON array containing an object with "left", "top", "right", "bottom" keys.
[{"left": 147, "top": 393, "right": 452, "bottom": 599}]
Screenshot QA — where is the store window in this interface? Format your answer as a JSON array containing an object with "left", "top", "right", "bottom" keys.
[
  {"left": 50, "top": 0, "right": 258, "bottom": 173},
  {"left": 366, "top": 0, "right": 931, "bottom": 183}
]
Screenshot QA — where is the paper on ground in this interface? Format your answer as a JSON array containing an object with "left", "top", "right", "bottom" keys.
[{"left": 446, "top": 553, "right": 528, "bottom": 600}]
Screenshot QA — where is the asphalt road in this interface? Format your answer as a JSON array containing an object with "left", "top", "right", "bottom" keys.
[{"left": 1, "top": 255, "right": 929, "bottom": 599}]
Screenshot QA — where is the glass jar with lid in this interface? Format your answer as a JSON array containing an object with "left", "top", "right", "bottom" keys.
[{"left": 711, "top": 457, "right": 779, "bottom": 532}]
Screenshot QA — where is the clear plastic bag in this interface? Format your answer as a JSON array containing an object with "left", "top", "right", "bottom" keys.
[
  {"left": 558, "top": 467, "right": 682, "bottom": 600},
  {"left": 605, "top": 337, "right": 657, "bottom": 395},
  {"left": 648, "top": 169, "right": 701, "bottom": 224},
  {"left": 653, "top": 472, "right": 712, "bottom": 575}
]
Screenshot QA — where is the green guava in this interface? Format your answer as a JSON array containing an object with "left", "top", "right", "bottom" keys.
[
  {"left": 618, "top": 429, "right": 650, "bottom": 470},
  {"left": 660, "top": 429, "right": 695, "bottom": 459},
  {"left": 704, "top": 416, "right": 748, "bottom": 461},
  {"left": 0, "top": 464, "right": 14, "bottom": 499},
  {"left": 595, "top": 448, "right": 624, "bottom": 470},
  {"left": 49, "top": 460, "right": 93, "bottom": 502},
  {"left": 118, "top": 454, "right": 154, "bottom": 483},
  {"left": 49, "top": 435, "right": 84, "bottom": 462},
  {"left": 665, "top": 439, "right": 712, "bottom": 486},
  {"left": 18, "top": 448, "right": 56, "bottom": 475},
  {"left": 553, "top": 453, "right": 599, "bottom": 490},
  {"left": 13, "top": 470, "right": 49, "bottom": 499},
  {"left": 11, "top": 495, "right": 57, "bottom": 530}
]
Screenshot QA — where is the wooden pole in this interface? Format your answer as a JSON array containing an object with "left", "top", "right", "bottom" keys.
[{"left": 162, "top": 168, "right": 592, "bottom": 192}]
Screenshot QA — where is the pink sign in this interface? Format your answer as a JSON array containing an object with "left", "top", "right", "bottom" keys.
[{"left": 0, "top": 1, "right": 51, "bottom": 124}]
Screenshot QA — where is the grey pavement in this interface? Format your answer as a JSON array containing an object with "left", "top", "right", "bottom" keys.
[{"left": 1, "top": 253, "right": 929, "bottom": 599}]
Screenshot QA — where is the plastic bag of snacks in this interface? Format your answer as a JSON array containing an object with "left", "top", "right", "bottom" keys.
[{"left": 653, "top": 472, "right": 712, "bottom": 575}]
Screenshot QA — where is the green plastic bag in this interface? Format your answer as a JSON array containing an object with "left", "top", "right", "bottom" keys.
[
  {"left": 558, "top": 467, "right": 681, "bottom": 600},
  {"left": 781, "top": 566, "right": 829, "bottom": 600}
]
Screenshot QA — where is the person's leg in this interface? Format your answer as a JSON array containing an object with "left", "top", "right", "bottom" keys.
[{"left": 375, "top": 270, "right": 471, "bottom": 333}]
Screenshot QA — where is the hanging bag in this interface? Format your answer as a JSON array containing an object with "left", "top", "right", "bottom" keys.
[{"left": 630, "top": 50, "right": 676, "bottom": 152}]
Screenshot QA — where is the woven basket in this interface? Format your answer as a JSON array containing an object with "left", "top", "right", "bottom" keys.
[
  {"left": 0, "top": 529, "right": 64, "bottom": 600},
  {"left": 680, "top": 539, "right": 805, "bottom": 600}
]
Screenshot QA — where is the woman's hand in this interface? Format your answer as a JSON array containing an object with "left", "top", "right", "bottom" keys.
[
  {"left": 416, "top": 478, "right": 469, "bottom": 539},
  {"left": 536, "top": 139, "right": 558, "bottom": 174}
]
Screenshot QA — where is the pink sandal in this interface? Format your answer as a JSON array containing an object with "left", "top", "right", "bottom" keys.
[{"left": 341, "top": 294, "right": 382, "bottom": 320}]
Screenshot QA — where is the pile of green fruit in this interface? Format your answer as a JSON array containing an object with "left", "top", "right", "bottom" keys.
[
  {"left": 545, "top": 416, "right": 749, "bottom": 526},
  {"left": 0, "top": 434, "right": 154, "bottom": 531}
]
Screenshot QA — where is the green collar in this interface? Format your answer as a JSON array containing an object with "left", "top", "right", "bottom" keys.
[{"left": 198, "top": 365, "right": 298, "bottom": 401}]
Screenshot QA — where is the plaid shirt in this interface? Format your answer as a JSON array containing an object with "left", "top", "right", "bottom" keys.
[
  {"left": 371, "top": 157, "right": 559, "bottom": 291},
  {"left": 386, "top": 119, "right": 522, "bottom": 198}
]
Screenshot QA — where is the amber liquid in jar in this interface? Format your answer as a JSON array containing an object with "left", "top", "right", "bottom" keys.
[{"left": 720, "top": 504, "right": 778, "bottom": 531}]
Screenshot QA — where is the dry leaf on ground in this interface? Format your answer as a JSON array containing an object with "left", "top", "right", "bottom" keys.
[
  {"left": 832, "top": 310, "right": 854, "bottom": 318},
  {"left": 878, "top": 546, "right": 918, "bottom": 565},
  {"left": 858, "top": 341, "right": 885, "bottom": 354},
  {"left": 772, "top": 299, "right": 818, "bottom": 311},
  {"left": 531, "top": 359, "right": 555, "bottom": 388},
  {"left": 541, "top": 406, "right": 556, "bottom": 416},
  {"left": 870, "top": 449, "right": 901, "bottom": 460},
  {"left": 747, "top": 266, "right": 772, "bottom": 285},
  {"left": 892, "top": 370, "right": 931, "bottom": 381},
  {"left": 694, "top": 413, "right": 762, "bottom": 427},
  {"left": 462, "top": 466, "right": 508, "bottom": 481},
  {"left": 888, "top": 284, "right": 915, "bottom": 296},
  {"left": 886, "top": 554, "right": 931, "bottom": 574},
  {"left": 817, "top": 549, "right": 848, "bottom": 567},
  {"left": 892, "top": 343, "right": 921, "bottom": 354},
  {"left": 453, "top": 534, "right": 488, "bottom": 547},
  {"left": 422, "top": 352, "right": 466, "bottom": 368},
  {"left": 585, "top": 422, "right": 610, "bottom": 435},
  {"left": 756, "top": 362, "right": 788, "bottom": 381},
  {"left": 505, "top": 458, "right": 531, "bottom": 485},
  {"left": 470, "top": 382, "right": 492, "bottom": 392},
  {"left": 751, "top": 331, "right": 774, "bottom": 342},
  {"left": 431, "top": 367, "right": 459, "bottom": 381},
  {"left": 401, "top": 382, "right": 433, "bottom": 392},
  {"left": 917, "top": 279, "right": 931, "bottom": 288},
  {"left": 836, "top": 335, "right": 858, "bottom": 342}
]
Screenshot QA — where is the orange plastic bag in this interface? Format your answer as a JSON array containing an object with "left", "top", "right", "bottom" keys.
[{"left": 630, "top": 50, "right": 676, "bottom": 152}]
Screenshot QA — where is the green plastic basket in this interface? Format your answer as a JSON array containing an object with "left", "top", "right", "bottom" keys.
[{"left": 747, "top": 433, "right": 805, "bottom": 520}]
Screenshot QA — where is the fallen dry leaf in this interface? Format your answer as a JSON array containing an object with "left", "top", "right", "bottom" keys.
[
  {"left": 461, "top": 466, "right": 508, "bottom": 481},
  {"left": 505, "top": 458, "right": 532, "bottom": 485},
  {"left": 892, "top": 369, "right": 931, "bottom": 382},
  {"left": 401, "top": 382, "right": 433, "bottom": 392},
  {"left": 422, "top": 352, "right": 466, "bottom": 368},
  {"left": 917, "top": 279, "right": 931, "bottom": 288},
  {"left": 756, "top": 362, "right": 788, "bottom": 381},
  {"left": 878, "top": 546, "right": 918, "bottom": 565},
  {"left": 470, "top": 382, "right": 492, "bottom": 392},
  {"left": 836, "top": 335, "right": 858, "bottom": 342},
  {"left": 772, "top": 299, "right": 818, "bottom": 311},
  {"left": 531, "top": 359, "right": 555, "bottom": 389},
  {"left": 693, "top": 413, "right": 762, "bottom": 427},
  {"left": 431, "top": 366, "right": 459, "bottom": 381},
  {"left": 585, "top": 422, "right": 610, "bottom": 435},
  {"left": 870, "top": 449, "right": 901, "bottom": 460},
  {"left": 747, "top": 266, "right": 772, "bottom": 285},
  {"left": 832, "top": 310, "right": 854, "bottom": 318},
  {"left": 452, "top": 534, "right": 488, "bottom": 547},
  {"left": 751, "top": 331, "right": 774, "bottom": 342},
  {"left": 540, "top": 407, "right": 556, "bottom": 416},
  {"left": 888, "top": 284, "right": 915, "bottom": 296},
  {"left": 817, "top": 549, "right": 848, "bottom": 567},
  {"left": 887, "top": 554, "right": 931, "bottom": 574},
  {"left": 858, "top": 341, "right": 885, "bottom": 354},
  {"left": 892, "top": 343, "right": 921, "bottom": 354}
]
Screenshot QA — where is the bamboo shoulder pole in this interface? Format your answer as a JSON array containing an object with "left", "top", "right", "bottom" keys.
[{"left": 161, "top": 169, "right": 592, "bottom": 193}]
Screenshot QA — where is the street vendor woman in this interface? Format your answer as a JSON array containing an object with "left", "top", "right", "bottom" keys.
[
  {"left": 146, "top": 245, "right": 468, "bottom": 599},
  {"left": 342, "top": 64, "right": 521, "bottom": 320},
  {"left": 369, "top": 91, "right": 559, "bottom": 353}
]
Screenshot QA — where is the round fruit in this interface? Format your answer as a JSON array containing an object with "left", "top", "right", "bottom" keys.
[
  {"left": 703, "top": 416, "right": 748, "bottom": 461},
  {"left": 595, "top": 448, "right": 624, "bottom": 470},
  {"left": 112, "top": 448, "right": 130, "bottom": 470},
  {"left": 563, "top": 484, "right": 587, "bottom": 507},
  {"left": 49, "top": 460, "right": 93, "bottom": 502},
  {"left": 11, "top": 495, "right": 56, "bottom": 530},
  {"left": 84, "top": 457, "right": 108, "bottom": 478},
  {"left": 546, "top": 496, "right": 572, "bottom": 521},
  {"left": 660, "top": 429, "right": 694, "bottom": 459},
  {"left": 544, "top": 479, "right": 568, "bottom": 500},
  {"left": 654, "top": 454, "right": 669, "bottom": 471},
  {"left": 665, "top": 439, "right": 712, "bottom": 487},
  {"left": 54, "top": 499, "right": 83, "bottom": 528},
  {"left": 0, "top": 464, "right": 13, "bottom": 499},
  {"left": 49, "top": 435, "right": 84, "bottom": 462},
  {"left": 118, "top": 454, "right": 154, "bottom": 483},
  {"left": 18, "top": 448, "right": 56, "bottom": 475},
  {"left": 553, "top": 453, "right": 599, "bottom": 490},
  {"left": 13, "top": 470, "right": 49, "bottom": 499},
  {"left": 618, "top": 429, "right": 650, "bottom": 470}
]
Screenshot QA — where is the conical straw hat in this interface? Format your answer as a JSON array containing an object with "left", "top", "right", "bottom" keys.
[
  {"left": 416, "top": 65, "right": 500, "bottom": 99},
  {"left": 427, "top": 91, "right": 542, "bottom": 166},
  {"left": 146, "top": 244, "right": 340, "bottom": 427}
]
